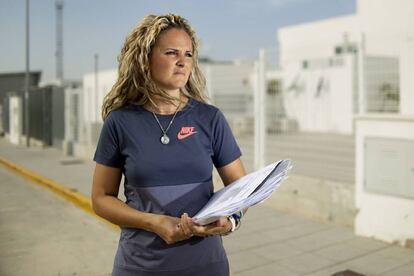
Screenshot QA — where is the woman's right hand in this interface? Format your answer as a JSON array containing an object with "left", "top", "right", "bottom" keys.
[{"left": 153, "top": 215, "right": 190, "bottom": 245}]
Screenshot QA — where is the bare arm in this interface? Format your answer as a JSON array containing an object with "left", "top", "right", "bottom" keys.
[
  {"left": 91, "top": 163, "right": 188, "bottom": 244},
  {"left": 217, "top": 158, "right": 246, "bottom": 186}
]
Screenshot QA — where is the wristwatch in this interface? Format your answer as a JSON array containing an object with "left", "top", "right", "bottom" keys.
[
  {"left": 228, "top": 215, "right": 237, "bottom": 232},
  {"left": 222, "top": 214, "right": 238, "bottom": 236}
]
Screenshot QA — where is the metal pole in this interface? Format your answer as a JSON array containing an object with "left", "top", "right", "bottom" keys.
[
  {"left": 25, "top": 0, "right": 30, "bottom": 147},
  {"left": 254, "top": 49, "right": 266, "bottom": 170},
  {"left": 55, "top": 0, "right": 64, "bottom": 83},
  {"left": 357, "top": 32, "right": 366, "bottom": 115},
  {"left": 94, "top": 53, "right": 99, "bottom": 122},
  {"left": 205, "top": 65, "right": 214, "bottom": 104}
]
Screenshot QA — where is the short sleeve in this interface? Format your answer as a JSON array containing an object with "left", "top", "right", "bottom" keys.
[
  {"left": 211, "top": 109, "right": 242, "bottom": 168},
  {"left": 93, "top": 114, "right": 124, "bottom": 168}
]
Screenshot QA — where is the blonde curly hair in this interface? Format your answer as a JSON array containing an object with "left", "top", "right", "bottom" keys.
[{"left": 101, "top": 13, "right": 207, "bottom": 120}]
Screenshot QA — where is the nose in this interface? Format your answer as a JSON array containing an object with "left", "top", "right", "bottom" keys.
[
  {"left": 176, "top": 54, "right": 185, "bottom": 67},
  {"left": 176, "top": 61, "right": 184, "bottom": 67},
  {"left": 176, "top": 59, "right": 184, "bottom": 67}
]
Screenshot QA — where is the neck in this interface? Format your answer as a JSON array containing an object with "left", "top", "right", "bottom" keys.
[{"left": 146, "top": 93, "right": 188, "bottom": 115}]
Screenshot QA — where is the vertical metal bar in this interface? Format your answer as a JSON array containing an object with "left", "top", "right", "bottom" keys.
[
  {"left": 94, "top": 53, "right": 99, "bottom": 122},
  {"left": 205, "top": 65, "right": 214, "bottom": 104},
  {"left": 25, "top": 0, "right": 30, "bottom": 147},
  {"left": 358, "top": 32, "right": 366, "bottom": 115},
  {"left": 55, "top": 0, "right": 64, "bottom": 83},
  {"left": 254, "top": 49, "right": 266, "bottom": 170}
]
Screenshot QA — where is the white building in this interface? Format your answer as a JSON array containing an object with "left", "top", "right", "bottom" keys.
[
  {"left": 277, "top": 0, "right": 414, "bottom": 246},
  {"left": 278, "top": 0, "right": 414, "bottom": 134}
]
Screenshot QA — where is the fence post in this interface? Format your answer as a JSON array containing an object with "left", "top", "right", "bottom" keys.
[
  {"left": 357, "top": 32, "right": 366, "bottom": 115},
  {"left": 254, "top": 49, "right": 266, "bottom": 170}
]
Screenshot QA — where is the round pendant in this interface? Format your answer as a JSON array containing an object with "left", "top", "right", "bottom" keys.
[{"left": 160, "top": 134, "right": 170, "bottom": 145}]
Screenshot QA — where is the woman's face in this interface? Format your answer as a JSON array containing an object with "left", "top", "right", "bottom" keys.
[{"left": 149, "top": 28, "right": 194, "bottom": 95}]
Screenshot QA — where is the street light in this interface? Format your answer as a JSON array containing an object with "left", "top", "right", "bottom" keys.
[{"left": 25, "top": 0, "right": 30, "bottom": 147}]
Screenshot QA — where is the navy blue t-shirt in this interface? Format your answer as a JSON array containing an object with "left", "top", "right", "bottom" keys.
[{"left": 93, "top": 98, "right": 241, "bottom": 276}]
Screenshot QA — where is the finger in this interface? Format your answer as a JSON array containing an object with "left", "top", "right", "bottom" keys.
[
  {"left": 215, "top": 218, "right": 227, "bottom": 227},
  {"left": 189, "top": 224, "right": 209, "bottom": 236},
  {"left": 203, "top": 220, "right": 230, "bottom": 235},
  {"left": 181, "top": 213, "right": 194, "bottom": 237},
  {"left": 180, "top": 214, "right": 191, "bottom": 236},
  {"left": 195, "top": 224, "right": 220, "bottom": 235},
  {"left": 185, "top": 215, "right": 196, "bottom": 237},
  {"left": 186, "top": 216, "right": 208, "bottom": 237},
  {"left": 200, "top": 227, "right": 221, "bottom": 236},
  {"left": 184, "top": 213, "right": 196, "bottom": 232},
  {"left": 185, "top": 215, "right": 194, "bottom": 227},
  {"left": 204, "top": 219, "right": 227, "bottom": 230}
]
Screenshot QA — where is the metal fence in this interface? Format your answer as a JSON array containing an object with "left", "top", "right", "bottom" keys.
[
  {"left": 364, "top": 56, "right": 399, "bottom": 113},
  {"left": 206, "top": 47, "right": 393, "bottom": 185},
  {"left": 2, "top": 86, "right": 65, "bottom": 148}
]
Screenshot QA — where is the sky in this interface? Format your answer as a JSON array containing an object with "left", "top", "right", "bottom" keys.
[{"left": 0, "top": 0, "right": 355, "bottom": 83}]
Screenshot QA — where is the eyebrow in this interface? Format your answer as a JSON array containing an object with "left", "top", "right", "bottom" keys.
[{"left": 164, "top": 48, "right": 193, "bottom": 52}]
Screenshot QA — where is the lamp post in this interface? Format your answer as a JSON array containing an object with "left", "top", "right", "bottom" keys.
[{"left": 25, "top": 0, "right": 30, "bottom": 147}]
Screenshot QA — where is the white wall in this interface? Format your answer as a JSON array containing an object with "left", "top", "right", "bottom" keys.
[
  {"left": 278, "top": 15, "right": 359, "bottom": 65},
  {"left": 79, "top": 69, "right": 117, "bottom": 155},
  {"left": 358, "top": 0, "right": 414, "bottom": 56},
  {"left": 83, "top": 69, "right": 117, "bottom": 124},
  {"left": 282, "top": 55, "right": 355, "bottom": 134},
  {"left": 278, "top": 12, "right": 359, "bottom": 134},
  {"left": 9, "top": 96, "right": 23, "bottom": 145},
  {"left": 355, "top": 115, "right": 414, "bottom": 246}
]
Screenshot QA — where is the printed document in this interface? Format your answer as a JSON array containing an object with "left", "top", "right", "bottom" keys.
[{"left": 193, "top": 159, "right": 292, "bottom": 225}]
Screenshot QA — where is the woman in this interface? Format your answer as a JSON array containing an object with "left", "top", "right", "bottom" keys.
[{"left": 92, "top": 13, "right": 246, "bottom": 276}]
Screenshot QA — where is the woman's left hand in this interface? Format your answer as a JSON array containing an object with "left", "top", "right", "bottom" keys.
[{"left": 179, "top": 213, "right": 232, "bottom": 238}]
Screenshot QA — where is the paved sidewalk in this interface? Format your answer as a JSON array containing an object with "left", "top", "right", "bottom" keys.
[
  {"left": 0, "top": 165, "right": 118, "bottom": 276},
  {"left": 1, "top": 138, "right": 414, "bottom": 275}
]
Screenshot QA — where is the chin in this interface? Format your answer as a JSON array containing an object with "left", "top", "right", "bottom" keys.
[
  {"left": 160, "top": 86, "right": 186, "bottom": 93},
  {"left": 157, "top": 81, "right": 188, "bottom": 92},
  {"left": 169, "top": 82, "right": 188, "bottom": 90}
]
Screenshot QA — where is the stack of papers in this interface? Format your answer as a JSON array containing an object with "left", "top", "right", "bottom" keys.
[{"left": 193, "top": 159, "right": 292, "bottom": 225}]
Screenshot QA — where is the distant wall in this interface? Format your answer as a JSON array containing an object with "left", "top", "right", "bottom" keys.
[
  {"left": 278, "top": 15, "right": 358, "bottom": 65},
  {"left": 82, "top": 69, "right": 117, "bottom": 124},
  {"left": 282, "top": 55, "right": 355, "bottom": 134}
]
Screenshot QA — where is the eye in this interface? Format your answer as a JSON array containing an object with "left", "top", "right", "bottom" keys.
[
  {"left": 165, "top": 51, "right": 177, "bottom": 56},
  {"left": 186, "top": 52, "right": 193, "bottom": 58}
]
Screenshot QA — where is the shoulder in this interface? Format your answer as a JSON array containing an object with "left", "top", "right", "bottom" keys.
[
  {"left": 104, "top": 104, "right": 141, "bottom": 123},
  {"left": 189, "top": 99, "right": 221, "bottom": 120}
]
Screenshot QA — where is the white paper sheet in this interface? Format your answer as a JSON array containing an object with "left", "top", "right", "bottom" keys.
[{"left": 193, "top": 159, "right": 292, "bottom": 225}]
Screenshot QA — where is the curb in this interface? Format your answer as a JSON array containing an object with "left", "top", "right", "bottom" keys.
[{"left": 0, "top": 156, "right": 119, "bottom": 231}]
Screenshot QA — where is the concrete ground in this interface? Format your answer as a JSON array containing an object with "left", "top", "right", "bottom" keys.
[
  {"left": 1, "top": 137, "right": 414, "bottom": 276},
  {"left": 0, "top": 165, "right": 118, "bottom": 276}
]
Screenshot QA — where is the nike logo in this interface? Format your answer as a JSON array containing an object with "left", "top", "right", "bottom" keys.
[{"left": 177, "top": 127, "right": 197, "bottom": 140}]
